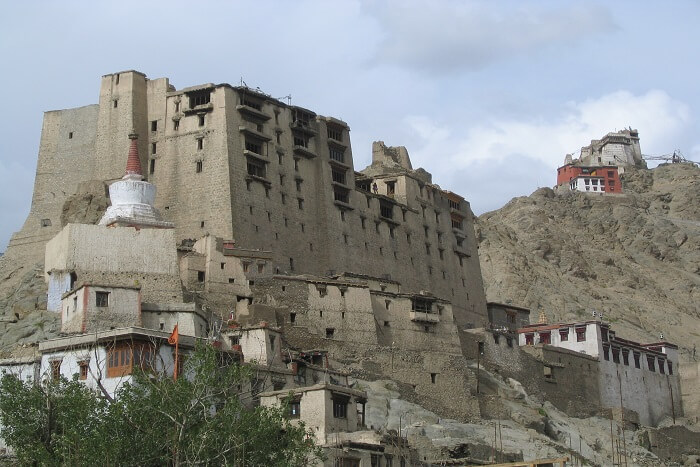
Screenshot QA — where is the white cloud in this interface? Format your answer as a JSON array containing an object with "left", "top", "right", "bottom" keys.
[
  {"left": 405, "top": 89, "right": 691, "bottom": 172},
  {"left": 367, "top": 0, "right": 616, "bottom": 72}
]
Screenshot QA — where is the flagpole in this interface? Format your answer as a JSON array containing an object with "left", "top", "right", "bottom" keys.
[{"left": 174, "top": 334, "right": 179, "bottom": 381}]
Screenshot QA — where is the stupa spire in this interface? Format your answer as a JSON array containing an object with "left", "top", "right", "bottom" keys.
[{"left": 125, "top": 131, "right": 143, "bottom": 179}]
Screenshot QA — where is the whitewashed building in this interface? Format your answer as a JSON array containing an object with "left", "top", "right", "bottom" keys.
[{"left": 519, "top": 320, "right": 682, "bottom": 426}]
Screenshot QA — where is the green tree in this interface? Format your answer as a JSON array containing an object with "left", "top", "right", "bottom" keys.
[
  {"left": 0, "top": 373, "right": 108, "bottom": 466},
  {"left": 0, "top": 344, "right": 322, "bottom": 466}
]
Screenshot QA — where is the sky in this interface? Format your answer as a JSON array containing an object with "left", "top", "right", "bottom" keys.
[{"left": 1, "top": 0, "right": 699, "bottom": 252}]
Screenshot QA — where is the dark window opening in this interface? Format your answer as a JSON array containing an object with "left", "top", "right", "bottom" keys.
[
  {"left": 633, "top": 352, "right": 641, "bottom": 368},
  {"left": 96, "top": 291, "right": 109, "bottom": 307},
  {"left": 412, "top": 297, "right": 433, "bottom": 313},
  {"left": 41, "top": 218, "right": 52, "bottom": 227},
  {"left": 197, "top": 271, "right": 205, "bottom": 283},
  {"left": 449, "top": 199, "right": 460, "bottom": 210},
  {"left": 326, "top": 328, "right": 335, "bottom": 339},
  {"left": 173, "top": 119, "right": 179, "bottom": 130},
  {"left": 198, "top": 115, "right": 205, "bottom": 127},
  {"left": 149, "top": 159, "right": 155, "bottom": 175},
  {"left": 289, "top": 400, "right": 301, "bottom": 418},
  {"left": 330, "top": 146, "right": 345, "bottom": 163},
  {"left": 50, "top": 360, "right": 61, "bottom": 380},
  {"left": 576, "top": 327, "right": 586, "bottom": 342},
  {"left": 247, "top": 158, "right": 266, "bottom": 178},
  {"left": 647, "top": 355, "right": 655, "bottom": 372},
  {"left": 290, "top": 312, "right": 296, "bottom": 323},
  {"left": 328, "top": 126, "right": 343, "bottom": 141},
  {"left": 196, "top": 160, "right": 203, "bottom": 173},
  {"left": 293, "top": 134, "right": 308, "bottom": 148},
  {"left": 612, "top": 347, "right": 620, "bottom": 364},
  {"left": 332, "top": 168, "right": 346, "bottom": 184},
  {"left": 603, "top": 345, "right": 610, "bottom": 361},
  {"left": 245, "top": 139, "right": 262, "bottom": 155},
  {"left": 539, "top": 332, "right": 551, "bottom": 345},
  {"left": 68, "top": 132, "right": 73, "bottom": 139},
  {"left": 189, "top": 90, "right": 211, "bottom": 108},
  {"left": 151, "top": 120, "right": 157, "bottom": 132},
  {"left": 430, "top": 373, "right": 437, "bottom": 384},
  {"left": 332, "top": 397, "right": 348, "bottom": 419},
  {"left": 197, "top": 138, "right": 203, "bottom": 150},
  {"left": 386, "top": 181, "right": 395, "bottom": 196},
  {"left": 525, "top": 334, "right": 534, "bottom": 345},
  {"left": 377, "top": 202, "right": 392, "bottom": 221}
]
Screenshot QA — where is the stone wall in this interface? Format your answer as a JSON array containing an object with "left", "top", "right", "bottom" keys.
[
  {"left": 44, "top": 224, "right": 182, "bottom": 304},
  {"left": 680, "top": 361, "right": 700, "bottom": 421}
]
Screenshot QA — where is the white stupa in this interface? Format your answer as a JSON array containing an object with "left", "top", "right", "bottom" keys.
[{"left": 99, "top": 132, "right": 174, "bottom": 229}]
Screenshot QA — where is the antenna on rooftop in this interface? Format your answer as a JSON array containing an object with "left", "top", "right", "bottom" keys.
[
  {"left": 240, "top": 77, "right": 248, "bottom": 87},
  {"left": 276, "top": 94, "right": 292, "bottom": 105}
]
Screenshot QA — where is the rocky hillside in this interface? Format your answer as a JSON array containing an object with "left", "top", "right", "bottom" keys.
[{"left": 477, "top": 163, "right": 700, "bottom": 362}]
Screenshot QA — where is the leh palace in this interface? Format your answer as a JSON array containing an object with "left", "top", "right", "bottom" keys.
[{"left": 0, "top": 70, "right": 698, "bottom": 466}]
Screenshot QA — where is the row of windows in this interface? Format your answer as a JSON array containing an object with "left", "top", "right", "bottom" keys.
[{"left": 602, "top": 345, "right": 673, "bottom": 374}]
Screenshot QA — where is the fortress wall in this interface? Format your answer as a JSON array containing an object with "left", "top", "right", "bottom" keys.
[
  {"left": 150, "top": 86, "right": 234, "bottom": 242},
  {"left": 8, "top": 71, "right": 489, "bottom": 330},
  {"left": 7, "top": 104, "right": 99, "bottom": 260},
  {"left": 95, "top": 71, "right": 149, "bottom": 182}
]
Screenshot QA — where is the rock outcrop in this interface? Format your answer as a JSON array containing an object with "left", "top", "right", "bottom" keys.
[{"left": 477, "top": 163, "right": 700, "bottom": 362}]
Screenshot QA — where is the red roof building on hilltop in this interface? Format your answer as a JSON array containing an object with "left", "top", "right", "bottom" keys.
[{"left": 556, "top": 164, "right": 622, "bottom": 194}]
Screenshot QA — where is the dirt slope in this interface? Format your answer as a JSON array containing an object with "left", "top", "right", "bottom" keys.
[{"left": 476, "top": 163, "right": 700, "bottom": 362}]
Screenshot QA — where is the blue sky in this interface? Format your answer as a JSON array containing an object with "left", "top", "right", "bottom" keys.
[{"left": 1, "top": 0, "right": 698, "bottom": 251}]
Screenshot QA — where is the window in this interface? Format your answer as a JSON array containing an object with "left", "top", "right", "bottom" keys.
[
  {"left": 149, "top": 159, "right": 155, "bottom": 175},
  {"left": 371, "top": 454, "right": 381, "bottom": 467},
  {"left": 293, "top": 135, "right": 308, "bottom": 148},
  {"left": 78, "top": 360, "right": 89, "bottom": 380},
  {"left": 197, "top": 138, "right": 203, "bottom": 150},
  {"left": 327, "top": 126, "right": 343, "bottom": 141},
  {"left": 113, "top": 99, "right": 118, "bottom": 108},
  {"left": 50, "top": 360, "right": 62, "bottom": 380},
  {"left": 608, "top": 170, "right": 614, "bottom": 177},
  {"left": 96, "top": 291, "right": 109, "bottom": 307},
  {"left": 576, "top": 327, "right": 586, "bottom": 342},
  {"left": 379, "top": 201, "right": 393, "bottom": 219},
  {"left": 173, "top": 119, "right": 179, "bottom": 130},
  {"left": 612, "top": 347, "right": 620, "bottom": 364},
  {"left": 197, "top": 271, "right": 205, "bottom": 283},
  {"left": 242, "top": 262, "right": 250, "bottom": 273},
  {"left": 449, "top": 199, "right": 460, "bottom": 210},
  {"left": 633, "top": 352, "right": 641, "bottom": 368},
  {"left": 247, "top": 158, "right": 266, "bottom": 178},
  {"left": 297, "top": 198, "right": 304, "bottom": 210},
  {"left": 647, "top": 355, "right": 655, "bottom": 372},
  {"left": 668, "top": 361, "right": 673, "bottom": 375},
  {"left": 245, "top": 139, "right": 262, "bottom": 155},
  {"left": 525, "top": 334, "right": 534, "bottom": 345},
  {"left": 174, "top": 101, "right": 180, "bottom": 112},
  {"left": 198, "top": 115, "right": 205, "bottom": 127},
  {"left": 622, "top": 349, "right": 629, "bottom": 366},
  {"left": 506, "top": 337, "right": 513, "bottom": 348},
  {"left": 602, "top": 328, "right": 608, "bottom": 342},
  {"left": 257, "top": 263, "right": 264, "bottom": 274},
  {"left": 107, "top": 344, "right": 132, "bottom": 378},
  {"left": 108, "top": 343, "right": 154, "bottom": 378},
  {"left": 333, "top": 187, "right": 349, "bottom": 203},
  {"left": 151, "top": 120, "right": 157, "bottom": 132},
  {"left": 332, "top": 168, "right": 346, "bottom": 184},
  {"left": 559, "top": 328, "right": 569, "bottom": 341},
  {"left": 326, "top": 328, "right": 335, "bottom": 338},
  {"left": 196, "top": 160, "right": 203, "bottom": 173},
  {"left": 539, "top": 332, "right": 551, "bottom": 344},
  {"left": 295, "top": 179, "right": 301, "bottom": 191},
  {"left": 603, "top": 345, "right": 610, "bottom": 361},
  {"left": 190, "top": 90, "right": 211, "bottom": 107},
  {"left": 430, "top": 373, "right": 437, "bottom": 384},
  {"left": 68, "top": 132, "right": 73, "bottom": 139},
  {"left": 40, "top": 218, "right": 51, "bottom": 227},
  {"left": 658, "top": 358, "right": 666, "bottom": 374},
  {"left": 411, "top": 297, "right": 432, "bottom": 313},
  {"left": 329, "top": 146, "right": 345, "bottom": 163},
  {"left": 332, "top": 396, "right": 348, "bottom": 418},
  {"left": 386, "top": 181, "right": 395, "bottom": 196},
  {"left": 451, "top": 218, "right": 463, "bottom": 229},
  {"left": 289, "top": 399, "right": 301, "bottom": 418},
  {"left": 241, "top": 96, "right": 262, "bottom": 110}
]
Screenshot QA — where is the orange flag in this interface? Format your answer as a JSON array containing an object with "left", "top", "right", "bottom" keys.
[{"left": 168, "top": 324, "right": 179, "bottom": 345}]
